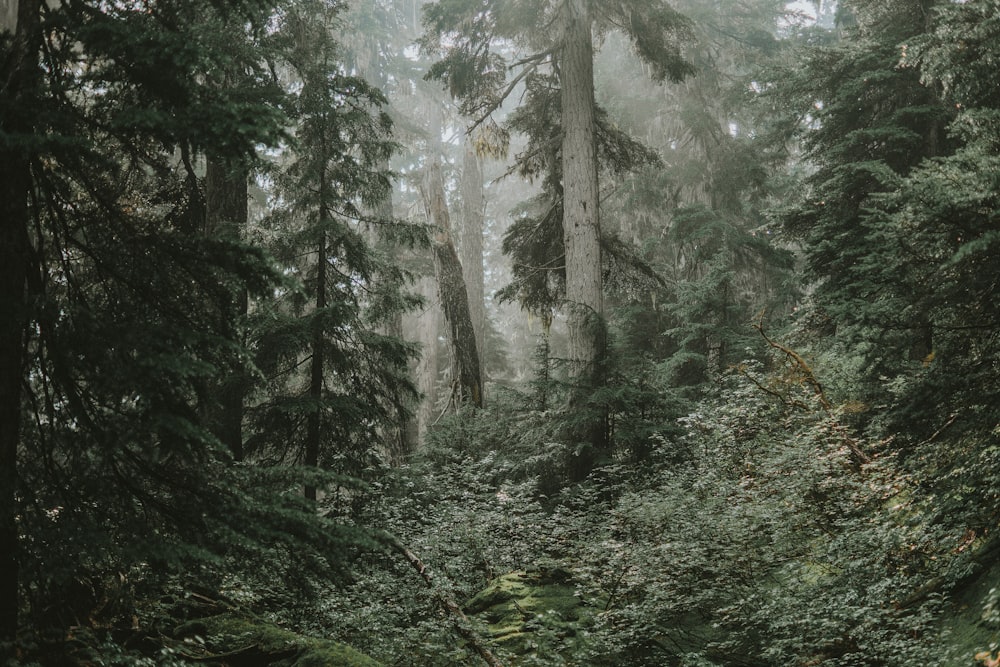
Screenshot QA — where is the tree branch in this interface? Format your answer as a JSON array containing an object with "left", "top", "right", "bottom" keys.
[
  {"left": 753, "top": 311, "right": 871, "bottom": 467},
  {"left": 389, "top": 538, "right": 505, "bottom": 667},
  {"left": 467, "top": 50, "right": 553, "bottom": 134}
]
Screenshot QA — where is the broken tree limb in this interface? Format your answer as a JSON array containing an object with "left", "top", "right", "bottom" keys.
[
  {"left": 389, "top": 538, "right": 504, "bottom": 667},
  {"left": 753, "top": 310, "right": 871, "bottom": 467}
]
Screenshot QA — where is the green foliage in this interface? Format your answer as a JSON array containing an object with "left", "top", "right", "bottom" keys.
[
  {"left": 772, "top": 0, "right": 1000, "bottom": 445},
  {"left": 190, "top": 612, "right": 382, "bottom": 666},
  {"left": 10, "top": 0, "right": 420, "bottom": 652},
  {"left": 496, "top": 69, "right": 663, "bottom": 316},
  {"left": 13, "top": 2, "right": 1000, "bottom": 666},
  {"left": 246, "top": 0, "right": 421, "bottom": 475},
  {"left": 464, "top": 568, "right": 599, "bottom": 664}
]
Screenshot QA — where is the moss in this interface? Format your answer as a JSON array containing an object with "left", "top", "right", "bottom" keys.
[
  {"left": 191, "top": 612, "right": 382, "bottom": 667},
  {"left": 464, "top": 568, "right": 599, "bottom": 661},
  {"left": 294, "top": 642, "right": 383, "bottom": 667}
]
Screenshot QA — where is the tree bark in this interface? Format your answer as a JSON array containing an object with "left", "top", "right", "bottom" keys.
[
  {"left": 421, "top": 161, "right": 483, "bottom": 409},
  {"left": 205, "top": 157, "right": 248, "bottom": 462},
  {"left": 460, "top": 141, "right": 486, "bottom": 379},
  {"left": 371, "top": 171, "right": 415, "bottom": 464},
  {"left": 0, "top": 0, "right": 39, "bottom": 648},
  {"left": 304, "top": 220, "right": 328, "bottom": 501},
  {"left": 1, "top": 0, "right": 17, "bottom": 33},
  {"left": 560, "top": 0, "right": 606, "bottom": 462},
  {"left": 0, "top": 111, "right": 28, "bottom": 661},
  {"left": 390, "top": 538, "right": 504, "bottom": 667},
  {"left": 412, "top": 275, "right": 441, "bottom": 441}
]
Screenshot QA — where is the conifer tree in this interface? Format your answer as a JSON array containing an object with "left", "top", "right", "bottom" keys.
[
  {"left": 592, "top": 0, "right": 797, "bottom": 389},
  {"left": 460, "top": 140, "right": 487, "bottom": 379},
  {"left": 774, "top": 0, "right": 954, "bottom": 423},
  {"left": 421, "top": 0, "right": 692, "bottom": 465},
  {"left": 858, "top": 0, "right": 1000, "bottom": 437},
  {"left": 0, "top": 0, "right": 410, "bottom": 644},
  {"left": 1, "top": 0, "right": 289, "bottom": 640},
  {"left": 249, "top": 0, "right": 419, "bottom": 491}
]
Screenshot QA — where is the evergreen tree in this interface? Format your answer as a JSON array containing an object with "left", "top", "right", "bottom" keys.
[
  {"left": 774, "top": 0, "right": 957, "bottom": 428},
  {"left": 2, "top": 0, "right": 288, "bottom": 639},
  {"left": 420, "top": 0, "right": 692, "bottom": 468},
  {"left": 0, "top": 0, "right": 415, "bottom": 649},
  {"left": 460, "top": 139, "right": 487, "bottom": 380},
  {"left": 594, "top": 0, "right": 798, "bottom": 390},
  {"left": 248, "top": 0, "right": 419, "bottom": 490},
  {"left": 861, "top": 0, "right": 1000, "bottom": 437}
]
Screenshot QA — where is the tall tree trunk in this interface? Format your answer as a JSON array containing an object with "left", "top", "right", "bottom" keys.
[
  {"left": 460, "top": 141, "right": 486, "bottom": 380},
  {"left": 560, "top": 0, "right": 606, "bottom": 463},
  {"left": 370, "top": 169, "right": 415, "bottom": 464},
  {"left": 0, "top": 115, "right": 28, "bottom": 662},
  {"left": 305, "top": 229, "right": 327, "bottom": 501},
  {"left": 412, "top": 275, "right": 441, "bottom": 441},
  {"left": 0, "top": 0, "right": 39, "bottom": 648},
  {"left": 204, "top": 157, "right": 248, "bottom": 461},
  {"left": 421, "top": 160, "right": 483, "bottom": 409},
  {"left": 1, "top": 0, "right": 17, "bottom": 32}
]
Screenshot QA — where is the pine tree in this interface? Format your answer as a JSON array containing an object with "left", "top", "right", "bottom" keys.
[
  {"left": 248, "top": 0, "right": 419, "bottom": 491},
  {"left": 1, "top": 0, "right": 412, "bottom": 644},
  {"left": 420, "top": 0, "right": 692, "bottom": 466},
  {"left": 860, "top": 0, "right": 1000, "bottom": 437},
  {"left": 774, "top": 0, "right": 955, "bottom": 424},
  {"left": 460, "top": 139, "right": 487, "bottom": 380},
  {"left": 593, "top": 0, "right": 798, "bottom": 390}
]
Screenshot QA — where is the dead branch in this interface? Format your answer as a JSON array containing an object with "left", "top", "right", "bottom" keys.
[
  {"left": 752, "top": 311, "right": 871, "bottom": 466},
  {"left": 753, "top": 310, "right": 831, "bottom": 411},
  {"left": 390, "top": 538, "right": 505, "bottom": 667}
]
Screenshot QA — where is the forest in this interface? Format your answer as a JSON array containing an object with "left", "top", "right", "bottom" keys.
[{"left": 2, "top": 0, "right": 999, "bottom": 665}]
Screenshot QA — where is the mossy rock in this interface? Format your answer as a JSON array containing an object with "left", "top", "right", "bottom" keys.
[
  {"left": 179, "top": 611, "right": 382, "bottom": 666},
  {"left": 464, "top": 567, "right": 600, "bottom": 660}
]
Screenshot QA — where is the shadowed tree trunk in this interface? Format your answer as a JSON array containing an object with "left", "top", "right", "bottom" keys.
[
  {"left": 0, "top": 97, "right": 28, "bottom": 661},
  {"left": 421, "top": 160, "right": 483, "bottom": 409},
  {"left": 305, "top": 190, "right": 329, "bottom": 501},
  {"left": 205, "top": 156, "right": 249, "bottom": 461},
  {"left": 560, "top": 0, "right": 607, "bottom": 472},
  {"left": 0, "top": 0, "right": 39, "bottom": 648}
]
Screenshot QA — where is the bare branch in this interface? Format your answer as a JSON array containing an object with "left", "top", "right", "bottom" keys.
[{"left": 389, "top": 538, "right": 505, "bottom": 667}]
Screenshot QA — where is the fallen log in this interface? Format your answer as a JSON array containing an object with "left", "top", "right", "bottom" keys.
[{"left": 389, "top": 538, "right": 504, "bottom": 667}]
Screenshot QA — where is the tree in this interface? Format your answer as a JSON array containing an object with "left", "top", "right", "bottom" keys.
[
  {"left": 773, "top": 0, "right": 954, "bottom": 428},
  {"left": 0, "top": 0, "right": 37, "bottom": 647},
  {"left": 559, "top": 0, "right": 604, "bottom": 419},
  {"left": 421, "top": 0, "right": 692, "bottom": 461},
  {"left": 421, "top": 158, "right": 484, "bottom": 408},
  {"left": 203, "top": 157, "right": 250, "bottom": 461},
  {"left": 592, "top": 0, "right": 798, "bottom": 388},
  {"left": 861, "top": 0, "right": 1000, "bottom": 438},
  {"left": 1, "top": 0, "right": 414, "bottom": 646},
  {"left": 249, "top": 0, "right": 419, "bottom": 494},
  {"left": 460, "top": 139, "right": 487, "bottom": 379}
]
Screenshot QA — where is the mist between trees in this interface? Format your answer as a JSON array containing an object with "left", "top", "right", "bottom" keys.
[{"left": 2, "top": 0, "right": 999, "bottom": 665}]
